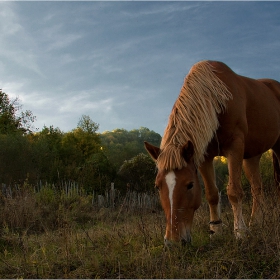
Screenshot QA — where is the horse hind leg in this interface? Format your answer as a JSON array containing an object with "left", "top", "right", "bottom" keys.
[
  {"left": 226, "top": 140, "right": 247, "bottom": 238},
  {"left": 242, "top": 155, "right": 264, "bottom": 229}
]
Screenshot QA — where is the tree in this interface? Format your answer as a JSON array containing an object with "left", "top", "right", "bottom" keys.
[
  {"left": 78, "top": 151, "right": 116, "bottom": 194},
  {"left": 0, "top": 89, "right": 36, "bottom": 134},
  {"left": 0, "top": 90, "right": 37, "bottom": 184},
  {"left": 0, "top": 133, "right": 36, "bottom": 184},
  {"left": 118, "top": 153, "right": 156, "bottom": 193},
  {"left": 100, "top": 127, "right": 161, "bottom": 170},
  {"left": 77, "top": 115, "right": 99, "bottom": 134},
  {"left": 63, "top": 115, "right": 101, "bottom": 159},
  {"left": 31, "top": 126, "right": 64, "bottom": 182}
]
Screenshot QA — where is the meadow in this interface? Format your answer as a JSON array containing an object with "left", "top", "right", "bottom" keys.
[{"left": 0, "top": 184, "right": 280, "bottom": 279}]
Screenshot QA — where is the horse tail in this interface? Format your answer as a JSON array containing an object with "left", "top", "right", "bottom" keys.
[{"left": 272, "top": 151, "right": 280, "bottom": 187}]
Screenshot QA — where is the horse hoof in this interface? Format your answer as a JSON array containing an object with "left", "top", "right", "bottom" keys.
[{"left": 234, "top": 228, "right": 249, "bottom": 239}]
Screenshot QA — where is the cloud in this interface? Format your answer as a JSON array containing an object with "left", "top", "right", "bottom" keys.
[
  {"left": 0, "top": 3, "right": 44, "bottom": 77},
  {"left": 120, "top": 2, "right": 201, "bottom": 19},
  {"left": 0, "top": 3, "right": 22, "bottom": 35},
  {"left": 44, "top": 27, "right": 84, "bottom": 52},
  {"left": 58, "top": 92, "right": 113, "bottom": 115},
  {"left": 0, "top": 81, "right": 27, "bottom": 103}
]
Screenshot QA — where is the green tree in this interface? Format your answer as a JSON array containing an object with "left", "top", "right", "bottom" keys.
[
  {"left": 118, "top": 153, "right": 156, "bottom": 193},
  {"left": 31, "top": 126, "right": 64, "bottom": 182},
  {"left": 59, "top": 116, "right": 116, "bottom": 193},
  {"left": 77, "top": 115, "right": 99, "bottom": 134},
  {"left": 0, "top": 89, "right": 36, "bottom": 134},
  {"left": 0, "top": 133, "right": 36, "bottom": 184},
  {"left": 78, "top": 151, "right": 116, "bottom": 194},
  {"left": 0, "top": 90, "right": 37, "bottom": 184},
  {"left": 100, "top": 127, "right": 161, "bottom": 171}
]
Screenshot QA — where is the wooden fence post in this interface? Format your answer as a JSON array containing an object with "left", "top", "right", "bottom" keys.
[
  {"left": 92, "top": 190, "right": 95, "bottom": 205},
  {"left": 98, "top": 195, "right": 105, "bottom": 207},
  {"left": 110, "top": 182, "right": 115, "bottom": 208}
]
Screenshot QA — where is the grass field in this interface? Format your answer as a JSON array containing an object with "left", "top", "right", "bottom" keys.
[{"left": 0, "top": 187, "right": 280, "bottom": 278}]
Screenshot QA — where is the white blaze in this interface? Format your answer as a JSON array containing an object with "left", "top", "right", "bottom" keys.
[{"left": 165, "top": 171, "right": 176, "bottom": 235}]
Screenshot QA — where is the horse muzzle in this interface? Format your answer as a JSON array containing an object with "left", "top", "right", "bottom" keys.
[{"left": 164, "top": 231, "right": 192, "bottom": 247}]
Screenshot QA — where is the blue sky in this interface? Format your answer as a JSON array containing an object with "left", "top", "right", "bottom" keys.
[{"left": 1, "top": 1, "right": 280, "bottom": 135}]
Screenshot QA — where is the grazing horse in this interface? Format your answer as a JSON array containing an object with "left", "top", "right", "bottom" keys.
[{"left": 145, "top": 60, "right": 280, "bottom": 245}]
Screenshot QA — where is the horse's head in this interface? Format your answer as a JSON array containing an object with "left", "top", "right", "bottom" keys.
[{"left": 144, "top": 141, "right": 201, "bottom": 246}]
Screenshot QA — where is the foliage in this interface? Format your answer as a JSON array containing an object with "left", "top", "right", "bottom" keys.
[
  {"left": 213, "top": 156, "right": 229, "bottom": 193},
  {"left": 29, "top": 126, "right": 64, "bottom": 182},
  {"left": 100, "top": 127, "right": 161, "bottom": 170},
  {"left": 0, "top": 90, "right": 163, "bottom": 194},
  {"left": 118, "top": 153, "right": 156, "bottom": 193},
  {"left": 260, "top": 150, "right": 275, "bottom": 192},
  {"left": 77, "top": 114, "right": 99, "bottom": 134},
  {"left": 213, "top": 151, "right": 275, "bottom": 196},
  {"left": 30, "top": 120, "right": 107, "bottom": 193},
  {"left": 0, "top": 113, "right": 109, "bottom": 193},
  {"left": 0, "top": 133, "right": 37, "bottom": 184},
  {"left": 77, "top": 151, "right": 116, "bottom": 194},
  {"left": 0, "top": 89, "right": 36, "bottom": 134}
]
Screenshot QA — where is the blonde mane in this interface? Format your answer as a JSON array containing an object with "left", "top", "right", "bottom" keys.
[{"left": 157, "top": 60, "right": 232, "bottom": 171}]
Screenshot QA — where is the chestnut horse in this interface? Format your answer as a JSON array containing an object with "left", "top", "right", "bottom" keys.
[{"left": 145, "top": 60, "right": 280, "bottom": 245}]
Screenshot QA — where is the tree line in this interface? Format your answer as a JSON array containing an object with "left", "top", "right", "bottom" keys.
[
  {"left": 0, "top": 90, "right": 161, "bottom": 194},
  {"left": 0, "top": 89, "right": 274, "bottom": 197}
]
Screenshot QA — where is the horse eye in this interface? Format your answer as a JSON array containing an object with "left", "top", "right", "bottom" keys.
[
  {"left": 155, "top": 185, "right": 160, "bottom": 191},
  {"left": 187, "top": 182, "right": 194, "bottom": 190}
]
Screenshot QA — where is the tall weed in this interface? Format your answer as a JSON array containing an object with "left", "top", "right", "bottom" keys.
[{"left": 0, "top": 188, "right": 280, "bottom": 278}]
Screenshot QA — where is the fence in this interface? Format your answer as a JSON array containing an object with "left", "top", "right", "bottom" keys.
[
  {"left": 1, "top": 181, "right": 160, "bottom": 211},
  {"left": 1, "top": 181, "right": 85, "bottom": 198},
  {"left": 120, "top": 191, "right": 159, "bottom": 210},
  {"left": 93, "top": 183, "right": 160, "bottom": 210}
]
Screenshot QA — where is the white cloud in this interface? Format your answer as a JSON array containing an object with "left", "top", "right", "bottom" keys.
[
  {"left": 46, "top": 32, "right": 84, "bottom": 52},
  {"left": 58, "top": 92, "right": 113, "bottom": 114},
  {"left": 121, "top": 2, "right": 201, "bottom": 18},
  {"left": 1, "top": 80, "right": 27, "bottom": 99},
  {"left": 0, "top": 3, "right": 44, "bottom": 77},
  {"left": 0, "top": 3, "right": 22, "bottom": 35}
]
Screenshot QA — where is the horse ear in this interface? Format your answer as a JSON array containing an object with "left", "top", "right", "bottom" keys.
[
  {"left": 181, "top": 141, "right": 194, "bottom": 163},
  {"left": 144, "top": 141, "right": 160, "bottom": 161}
]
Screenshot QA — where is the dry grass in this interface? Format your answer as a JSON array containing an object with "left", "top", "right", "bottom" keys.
[{"left": 1, "top": 188, "right": 280, "bottom": 278}]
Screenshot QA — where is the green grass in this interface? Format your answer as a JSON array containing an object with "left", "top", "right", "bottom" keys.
[{"left": 0, "top": 188, "right": 280, "bottom": 278}]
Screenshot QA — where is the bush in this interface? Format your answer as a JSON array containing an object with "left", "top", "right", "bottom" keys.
[
  {"left": 118, "top": 153, "right": 156, "bottom": 193},
  {"left": 214, "top": 151, "right": 275, "bottom": 197}
]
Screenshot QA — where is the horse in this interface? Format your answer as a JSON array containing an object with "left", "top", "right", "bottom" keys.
[{"left": 144, "top": 60, "right": 280, "bottom": 245}]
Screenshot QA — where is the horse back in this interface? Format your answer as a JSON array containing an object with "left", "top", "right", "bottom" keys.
[
  {"left": 258, "top": 78, "right": 280, "bottom": 102},
  {"left": 207, "top": 61, "right": 280, "bottom": 158}
]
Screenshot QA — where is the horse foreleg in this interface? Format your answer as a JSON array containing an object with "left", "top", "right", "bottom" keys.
[
  {"left": 199, "top": 159, "right": 222, "bottom": 235},
  {"left": 242, "top": 155, "right": 264, "bottom": 228},
  {"left": 226, "top": 143, "right": 247, "bottom": 238}
]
